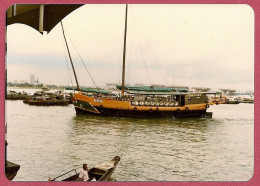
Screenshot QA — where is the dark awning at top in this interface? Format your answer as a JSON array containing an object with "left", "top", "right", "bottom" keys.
[{"left": 6, "top": 4, "right": 83, "bottom": 34}]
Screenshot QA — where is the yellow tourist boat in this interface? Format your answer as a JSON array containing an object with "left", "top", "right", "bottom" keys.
[{"left": 62, "top": 5, "right": 212, "bottom": 118}]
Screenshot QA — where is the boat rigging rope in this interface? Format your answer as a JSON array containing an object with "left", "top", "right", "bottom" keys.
[
  {"left": 126, "top": 20, "right": 136, "bottom": 85},
  {"left": 62, "top": 37, "right": 74, "bottom": 87},
  {"left": 65, "top": 30, "right": 98, "bottom": 89},
  {"left": 136, "top": 33, "right": 152, "bottom": 85},
  {"left": 134, "top": 28, "right": 170, "bottom": 86},
  {"left": 116, "top": 49, "right": 123, "bottom": 85},
  {"left": 144, "top": 41, "right": 170, "bottom": 86}
]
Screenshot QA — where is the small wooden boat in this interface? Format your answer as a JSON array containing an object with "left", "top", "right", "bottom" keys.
[
  {"left": 225, "top": 97, "right": 239, "bottom": 104},
  {"left": 50, "top": 156, "right": 120, "bottom": 181},
  {"left": 5, "top": 137, "right": 20, "bottom": 180},
  {"left": 23, "top": 96, "right": 70, "bottom": 106},
  {"left": 5, "top": 160, "right": 20, "bottom": 180},
  {"left": 42, "top": 86, "right": 50, "bottom": 91},
  {"left": 6, "top": 90, "right": 29, "bottom": 100},
  {"left": 24, "top": 99, "right": 70, "bottom": 106}
]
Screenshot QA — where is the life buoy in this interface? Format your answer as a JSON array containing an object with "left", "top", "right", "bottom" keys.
[{"left": 185, "top": 107, "right": 189, "bottom": 111}]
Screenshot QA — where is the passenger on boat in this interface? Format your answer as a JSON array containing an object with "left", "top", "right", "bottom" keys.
[{"left": 79, "top": 164, "right": 90, "bottom": 181}]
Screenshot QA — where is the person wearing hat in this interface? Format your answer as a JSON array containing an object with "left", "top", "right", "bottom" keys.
[{"left": 79, "top": 163, "right": 90, "bottom": 181}]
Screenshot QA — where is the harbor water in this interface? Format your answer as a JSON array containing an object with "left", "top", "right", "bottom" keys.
[{"left": 6, "top": 89, "right": 254, "bottom": 181}]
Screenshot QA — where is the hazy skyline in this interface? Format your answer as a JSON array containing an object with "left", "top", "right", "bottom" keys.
[{"left": 7, "top": 4, "right": 254, "bottom": 91}]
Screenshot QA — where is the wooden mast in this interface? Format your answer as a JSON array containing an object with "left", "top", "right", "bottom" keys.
[
  {"left": 121, "top": 4, "right": 128, "bottom": 96},
  {"left": 60, "top": 21, "right": 80, "bottom": 91}
]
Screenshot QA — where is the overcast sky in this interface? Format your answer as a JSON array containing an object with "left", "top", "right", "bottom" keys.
[{"left": 6, "top": 4, "right": 254, "bottom": 91}]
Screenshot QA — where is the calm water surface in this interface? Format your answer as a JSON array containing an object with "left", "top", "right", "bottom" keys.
[{"left": 6, "top": 90, "right": 254, "bottom": 181}]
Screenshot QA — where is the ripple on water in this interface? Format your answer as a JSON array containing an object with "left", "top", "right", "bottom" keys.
[{"left": 6, "top": 100, "right": 254, "bottom": 181}]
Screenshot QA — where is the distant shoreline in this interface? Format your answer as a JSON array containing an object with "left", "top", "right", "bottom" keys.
[{"left": 7, "top": 86, "right": 59, "bottom": 90}]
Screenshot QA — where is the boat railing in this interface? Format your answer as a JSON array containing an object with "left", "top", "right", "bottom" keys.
[{"left": 131, "top": 101, "right": 178, "bottom": 107}]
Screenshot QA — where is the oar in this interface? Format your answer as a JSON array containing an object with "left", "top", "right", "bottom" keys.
[{"left": 49, "top": 169, "right": 77, "bottom": 181}]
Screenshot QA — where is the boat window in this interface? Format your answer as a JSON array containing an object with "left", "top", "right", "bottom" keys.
[{"left": 181, "top": 95, "right": 185, "bottom": 106}]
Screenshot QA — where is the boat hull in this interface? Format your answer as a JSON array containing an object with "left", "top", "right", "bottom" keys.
[
  {"left": 226, "top": 100, "right": 239, "bottom": 104},
  {"left": 5, "top": 160, "right": 20, "bottom": 181},
  {"left": 59, "top": 156, "right": 120, "bottom": 181},
  {"left": 73, "top": 93, "right": 209, "bottom": 118},
  {"left": 74, "top": 104, "right": 207, "bottom": 118},
  {"left": 23, "top": 100, "right": 70, "bottom": 106}
]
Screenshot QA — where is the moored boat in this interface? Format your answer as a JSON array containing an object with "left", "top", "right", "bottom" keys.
[
  {"left": 208, "top": 98, "right": 226, "bottom": 105},
  {"left": 42, "top": 86, "right": 50, "bottom": 91},
  {"left": 241, "top": 99, "right": 254, "bottom": 103},
  {"left": 236, "top": 96, "right": 254, "bottom": 104},
  {"left": 49, "top": 156, "right": 120, "bottom": 181},
  {"left": 225, "top": 97, "right": 239, "bottom": 104},
  {"left": 6, "top": 90, "right": 29, "bottom": 100},
  {"left": 23, "top": 90, "right": 72, "bottom": 106},
  {"left": 23, "top": 96, "right": 70, "bottom": 106}
]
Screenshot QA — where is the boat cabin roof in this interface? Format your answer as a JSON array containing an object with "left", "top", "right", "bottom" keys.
[
  {"left": 125, "top": 90, "right": 212, "bottom": 96},
  {"left": 125, "top": 90, "right": 184, "bottom": 95}
]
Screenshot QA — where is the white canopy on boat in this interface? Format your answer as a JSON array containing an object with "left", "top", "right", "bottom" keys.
[{"left": 93, "top": 160, "right": 115, "bottom": 172}]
